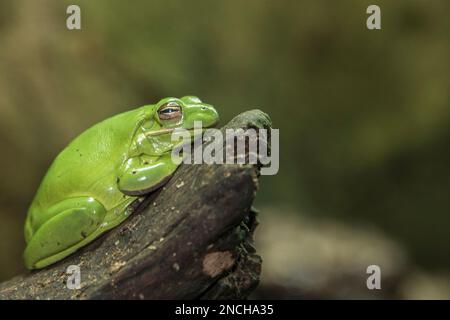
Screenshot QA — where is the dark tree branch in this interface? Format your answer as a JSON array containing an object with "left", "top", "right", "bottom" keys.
[{"left": 0, "top": 110, "right": 271, "bottom": 300}]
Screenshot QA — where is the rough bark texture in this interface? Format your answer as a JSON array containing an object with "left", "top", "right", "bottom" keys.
[{"left": 0, "top": 110, "right": 271, "bottom": 300}]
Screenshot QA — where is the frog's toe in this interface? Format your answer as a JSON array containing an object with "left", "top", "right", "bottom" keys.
[{"left": 119, "top": 173, "right": 173, "bottom": 196}]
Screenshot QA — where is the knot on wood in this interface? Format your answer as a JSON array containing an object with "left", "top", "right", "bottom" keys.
[{"left": 202, "top": 251, "right": 235, "bottom": 278}]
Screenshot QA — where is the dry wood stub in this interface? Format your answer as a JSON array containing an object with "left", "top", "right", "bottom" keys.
[{"left": 0, "top": 109, "right": 271, "bottom": 299}]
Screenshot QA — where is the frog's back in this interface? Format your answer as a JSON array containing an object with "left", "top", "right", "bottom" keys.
[{"left": 30, "top": 106, "right": 150, "bottom": 211}]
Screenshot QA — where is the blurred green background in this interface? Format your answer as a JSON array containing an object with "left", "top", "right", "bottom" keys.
[{"left": 0, "top": 0, "right": 449, "bottom": 295}]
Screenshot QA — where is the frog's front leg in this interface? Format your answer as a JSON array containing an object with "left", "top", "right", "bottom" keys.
[{"left": 117, "top": 153, "right": 179, "bottom": 196}]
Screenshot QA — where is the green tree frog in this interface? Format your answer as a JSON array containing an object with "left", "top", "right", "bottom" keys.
[{"left": 24, "top": 96, "right": 219, "bottom": 269}]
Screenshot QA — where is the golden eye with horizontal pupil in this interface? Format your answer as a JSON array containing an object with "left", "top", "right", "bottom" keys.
[{"left": 157, "top": 102, "right": 182, "bottom": 121}]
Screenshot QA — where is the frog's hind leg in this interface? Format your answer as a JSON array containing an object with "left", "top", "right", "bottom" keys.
[{"left": 24, "top": 197, "right": 108, "bottom": 270}]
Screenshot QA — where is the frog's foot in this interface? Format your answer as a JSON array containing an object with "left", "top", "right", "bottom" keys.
[
  {"left": 117, "top": 154, "right": 179, "bottom": 196},
  {"left": 24, "top": 197, "right": 109, "bottom": 270}
]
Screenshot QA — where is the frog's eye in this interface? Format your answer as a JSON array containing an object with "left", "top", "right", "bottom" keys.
[{"left": 157, "top": 102, "right": 182, "bottom": 121}]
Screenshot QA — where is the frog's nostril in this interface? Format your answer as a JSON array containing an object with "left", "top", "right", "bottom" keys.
[{"left": 201, "top": 106, "right": 207, "bottom": 110}]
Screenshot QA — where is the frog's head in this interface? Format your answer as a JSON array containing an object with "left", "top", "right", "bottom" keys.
[
  {"left": 135, "top": 96, "right": 219, "bottom": 156},
  {"left": 154, "top": 96, "right": 219, "bottom": 131}
]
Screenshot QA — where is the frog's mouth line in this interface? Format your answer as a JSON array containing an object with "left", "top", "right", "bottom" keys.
[
  {"left": 143, "top": 125, "right": 217, "bottom": 137},
  {"left": 143, "top": 127, "right": 177, "bottom": 137}
]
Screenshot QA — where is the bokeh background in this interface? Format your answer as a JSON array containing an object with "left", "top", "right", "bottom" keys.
[{"left": 0, "top": 0, "right": 449, "bottom": 298}]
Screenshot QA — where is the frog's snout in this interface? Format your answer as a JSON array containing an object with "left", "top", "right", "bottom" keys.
[
  {"left": 204, "top": 105, "right": 220, "bottom": 128},
  {"left": 191, "top": 103, "right": 219, "bottom": 128}
]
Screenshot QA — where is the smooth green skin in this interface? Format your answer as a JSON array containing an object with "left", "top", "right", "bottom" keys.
[{"left": 23, "top": 96, "right": 219, "bottom": 270}]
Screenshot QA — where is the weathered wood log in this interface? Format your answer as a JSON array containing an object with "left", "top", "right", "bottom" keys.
[{"left": 0, "top": 110, "right": 271, "bottom": 300}]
